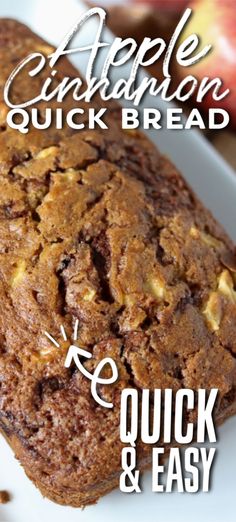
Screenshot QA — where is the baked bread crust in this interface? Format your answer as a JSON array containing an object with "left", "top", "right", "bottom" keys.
[{"left": 0, "top": 19, "right": 236, "bottom": 507}]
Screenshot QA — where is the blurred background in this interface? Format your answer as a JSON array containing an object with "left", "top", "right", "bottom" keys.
[{"left": 88, "top": 0, "right": 236, "bottom": 171}]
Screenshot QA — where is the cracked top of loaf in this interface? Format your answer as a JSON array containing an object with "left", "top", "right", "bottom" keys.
[{"left": 0, "top": 18, "right": 236, "bottom": 507}]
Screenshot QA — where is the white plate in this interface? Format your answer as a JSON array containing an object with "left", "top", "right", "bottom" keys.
[{"left": 0, "top": 1, "right": 236, "bottom": 522}]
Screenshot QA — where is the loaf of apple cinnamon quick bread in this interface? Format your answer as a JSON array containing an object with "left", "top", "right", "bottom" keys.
[{"left": 0, "top": 19, "right": 236, "bottom": 508}]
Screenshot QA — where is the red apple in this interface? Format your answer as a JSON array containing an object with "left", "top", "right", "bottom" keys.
[
  {"left": 177, "top": 0, "right": 236, "bottom": 128},
  {"left": 132, "top": 0, "right": 189, "bottom": 11}
]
